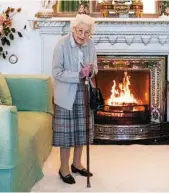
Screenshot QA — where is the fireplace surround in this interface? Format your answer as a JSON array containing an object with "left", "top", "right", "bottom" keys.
[
  {"left": 94, "top": 55, "right": 167, "bottom": 140},
  {"left": 31, "top": 17, "right": 169, "bottom": 140}
]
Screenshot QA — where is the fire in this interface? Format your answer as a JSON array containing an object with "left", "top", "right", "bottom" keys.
[{"left": 108, "top": 71, "right": 138, "bottom": 106}]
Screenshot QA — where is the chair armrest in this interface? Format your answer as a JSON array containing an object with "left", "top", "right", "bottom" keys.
[
  {"left": 5, "top": 75, "right": 53, "bottom": 114},
  {"left": 0, "top": 105, "right": 18, "bottom": 169}
]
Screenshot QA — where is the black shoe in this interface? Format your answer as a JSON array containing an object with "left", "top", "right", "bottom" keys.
[
  {"left": 71, "top": 164, "right": 93, "bottom": 177},
  {"left": 58, "top": 170, "right": 76, "bottom": 184}
]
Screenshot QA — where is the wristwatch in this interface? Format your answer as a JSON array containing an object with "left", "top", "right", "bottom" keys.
[{"left": 9, "top": 54, "right": 18, "bottom": 64}]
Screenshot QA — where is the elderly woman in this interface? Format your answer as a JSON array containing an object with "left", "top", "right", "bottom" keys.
[{"left": 52, "top": 14, "right": 97, "bottom": 185}]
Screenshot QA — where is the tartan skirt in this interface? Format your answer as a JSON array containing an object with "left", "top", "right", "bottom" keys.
[{"left": 52, "top": 81, "right": 94, "bottom": 148}]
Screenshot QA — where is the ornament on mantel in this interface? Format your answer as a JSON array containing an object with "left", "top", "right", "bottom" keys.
[
  {"left": 159, "top": 1, "right": 169, "bottom": 17},
  {"left": 78, "top": 1, "right": 90, "bottom": 15},
  {"left": 35, "top": 0, "right": 53, "bottom": 18},
  {"left": 41, "top": 0, "right": 50, "bottom": 9}
]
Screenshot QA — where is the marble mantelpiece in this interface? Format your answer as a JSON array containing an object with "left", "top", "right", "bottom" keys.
[{"left": 29, "top": 17, "right": 169, "bottom": 75}]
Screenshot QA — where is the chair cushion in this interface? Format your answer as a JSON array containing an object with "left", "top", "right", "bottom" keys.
[
  {"left": 0, "top": 73, "right": 12, "bottom": 105},
  {"left": 5, "top": 75, "right": 53, "bottom": 114}
]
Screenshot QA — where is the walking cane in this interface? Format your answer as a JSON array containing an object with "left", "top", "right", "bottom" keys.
[{"left": 84, "top": 76, "right": 91, "bottom": 188}]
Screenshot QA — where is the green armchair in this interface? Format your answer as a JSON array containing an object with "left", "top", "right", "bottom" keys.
[{"left": 0, "top": 75, "right": 53, "bottom": 192}]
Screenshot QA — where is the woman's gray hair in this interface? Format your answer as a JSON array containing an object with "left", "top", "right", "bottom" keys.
[{"left": 71, "top": 14, "right": 95, "bottom": 33}]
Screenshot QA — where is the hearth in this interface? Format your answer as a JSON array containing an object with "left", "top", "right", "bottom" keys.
[{"left": 94, "top": 55, "right": 168, "bottom": 140}]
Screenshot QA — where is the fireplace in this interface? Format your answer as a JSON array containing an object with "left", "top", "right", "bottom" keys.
[{"left": 94, "top": 55, "right": 167, "bottom": 140}]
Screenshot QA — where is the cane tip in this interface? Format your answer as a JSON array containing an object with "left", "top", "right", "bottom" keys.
[{"left": 87, "top": 184, "right": 91, "bottom": 188}]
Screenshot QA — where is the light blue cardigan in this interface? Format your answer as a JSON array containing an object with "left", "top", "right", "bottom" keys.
[{"left": 52, "top": 34, "right": 98, "bottom": 110}]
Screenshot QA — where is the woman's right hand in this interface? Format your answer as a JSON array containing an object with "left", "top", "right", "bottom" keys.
[{"left": 79, "top": 65, "right": 91, "bottom": 78}]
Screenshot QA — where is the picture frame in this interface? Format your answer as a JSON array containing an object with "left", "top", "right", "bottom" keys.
[
  {"left": 35, "top": 0, "right": 162, "bottom": 18},
  {"left": 52, "top": 0, "right": 90, "bottom": 17}
]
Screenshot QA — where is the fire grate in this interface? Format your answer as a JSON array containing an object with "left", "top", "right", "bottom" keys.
[{"left": 95, "top": 104, "right": 150, "bottom": 125}]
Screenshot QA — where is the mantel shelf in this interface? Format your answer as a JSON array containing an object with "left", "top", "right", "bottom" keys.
[
  {"left": 29, "top": 16, "right": 169, "bottom": 24},
  {"left": 29, "top": 16, "right": 169, "bottom": 35}
]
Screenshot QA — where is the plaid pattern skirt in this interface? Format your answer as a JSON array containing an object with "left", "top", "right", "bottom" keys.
[{"left": 52, "top": 81, "right": 94, "bottom": 148}]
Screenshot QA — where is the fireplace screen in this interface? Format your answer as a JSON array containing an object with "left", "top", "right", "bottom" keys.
[{"left": 93, "top": 56, "right": 167, "bottom": 140}]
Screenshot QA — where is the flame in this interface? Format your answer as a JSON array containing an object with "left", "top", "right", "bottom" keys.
[{"left": 108, "top": 71, "right": 138, "bottom": 106}]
